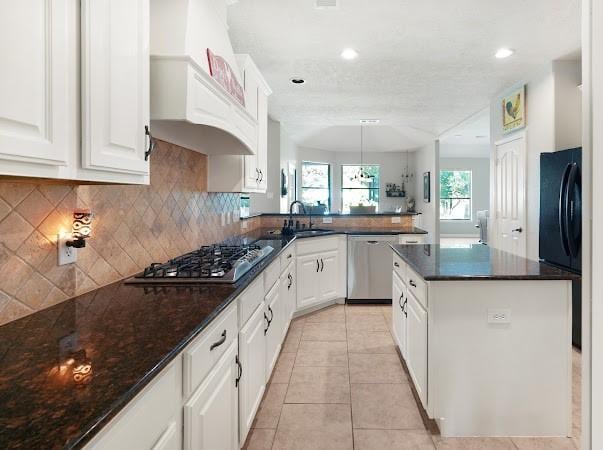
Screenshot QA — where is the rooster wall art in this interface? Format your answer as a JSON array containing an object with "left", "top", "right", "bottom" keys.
[{"left": 502, "top": 86, "right": 526, "bottom": 133}]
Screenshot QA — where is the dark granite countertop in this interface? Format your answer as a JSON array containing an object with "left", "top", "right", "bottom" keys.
[
  {"left": 0, "top": 226, "right": 430, "bottom": 449},
  {"left": 249, "top": 211, "right": 421, "bottom": 217},
  {"left": 0, "top": 231, "right": 295, "bottom": 450},
  {"left": 259, "top": 227, "right": 428, "bottom": 238},
  {"left": 390, "top": 244, "right": 580, "bottom": 281}
]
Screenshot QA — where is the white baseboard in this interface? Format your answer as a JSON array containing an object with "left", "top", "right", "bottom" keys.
[{"left": 440, "top": 234, "right": 480, "bottom": 239}]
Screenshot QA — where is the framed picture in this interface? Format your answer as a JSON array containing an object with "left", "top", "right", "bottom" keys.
[
  {"left": 423, "top": 172, "right": 430, "bottom": 203},
  {"left": 281, "top": 169, "right": 288, "bottom": 197},
  {"left": 502, "top": 85, "right": 526, "bottom": 134}
]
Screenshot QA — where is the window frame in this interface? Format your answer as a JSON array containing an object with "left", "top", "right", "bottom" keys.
[
  {"left": 300, "top": 161, "right": 331, "bottom": 211},
  {"left": 439, "top": 169, "right": 473, "bottom": 221},
  {"left": 340, "top": 164, "right": 381, "bottom": 213}
]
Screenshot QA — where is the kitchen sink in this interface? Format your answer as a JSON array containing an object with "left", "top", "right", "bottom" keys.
[{"left": 293, "top": 228, "right": 334, "bottom": 237}]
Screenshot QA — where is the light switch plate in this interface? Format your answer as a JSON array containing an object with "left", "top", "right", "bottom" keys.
[
  {"left": 57, "top": 233, "right": 77, "bottom": 266},
  {"left": 488, "top": 308, "right": 511, "bottom": 324},
  {"left": 322, "top": 217, "right": 333, "bottom": 224},
  {"left": 391, "top": 217, "right": 401, "bottom": 224}
]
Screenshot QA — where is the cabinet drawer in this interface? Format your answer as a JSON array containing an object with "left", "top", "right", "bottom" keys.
[
  {"left": 398, "top": 234, "right": 426, "bottom": 245},
  {"left": 280, "top": 244, "right": 296, "bottom": 273},
  {"left": 239, "top": 277, "right": 265, "bottom": 327},
  {"left": 393, "top": 254, "right": 407, "bottom": 282},
  {"left": 405, "top": 266, "right": 427, "bottom": 309},
  {"left": 264, "top": 259, "right": 280, "bottom": 292},
  {"left": 296, "top": 236, "right": 338, "bottom": 256},
  {"left": 183, "top": 303, "right": 238, "bottom": 398}
]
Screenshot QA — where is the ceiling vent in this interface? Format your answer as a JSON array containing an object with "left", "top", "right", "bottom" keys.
[{"left": 315, "top": 0, "right": 338, "bottom": 10}]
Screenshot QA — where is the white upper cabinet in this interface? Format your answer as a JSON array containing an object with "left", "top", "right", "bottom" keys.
[
  {"left": 81, "top": 0, "right": 150, "bottom": 175},
  {"left": 207, "top": 54, "right": 272, "bottom": 193},
  {"left": 0, "top": 1, "right": 150, "bottom": 183},
  {"left": 0, "top": 0, "right": 73, "bottom": 176}
]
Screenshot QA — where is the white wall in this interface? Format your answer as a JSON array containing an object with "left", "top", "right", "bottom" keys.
[
  {"left": 489, "top": 59, "right": 582, "bottom": 261},
  {"left": 296, "top": 147, "right": 418, "bottom": 213},
  {"left": 439, "top": 157, "right": 490, "bottom": 236},
  {"left": 413, "top": 141, "right": 440, "bottom": 241}
]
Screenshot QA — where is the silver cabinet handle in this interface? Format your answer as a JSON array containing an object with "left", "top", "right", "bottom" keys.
[{"left": 144, "top": 125, "right": 155, "bottom": 161}]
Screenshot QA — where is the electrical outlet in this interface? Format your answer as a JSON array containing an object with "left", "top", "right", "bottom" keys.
[
  {"left": 241, "top": 220, "right": 248, "bottom": 229},
  {"left": 488, "top": 309, "right": 511, "bottom": 324},
  {"left": 57, "top": 232, "right": 77, "bottom": 266},
  {"left": 322, "top": 217, "right": 333, "bottom": 224},
  {"left": 391, "top": 216, "right": 401, "bottom": 224}
]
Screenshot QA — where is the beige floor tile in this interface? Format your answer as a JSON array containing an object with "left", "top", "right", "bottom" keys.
[
  {"left": 353, "top": 429, "right": 435, "bottom": 450},
  {"left": 286, "top": 366, "right": 350, "bottom": 404},
  {"left": 347, "top": 330, "right": 396, "bottom": 354},
  {"left": 286, "top": 380, "right": 350, "bottom": 404},
  {"left": 346, "top": 314, "right": 388, "bottom": 332},
  {"left": 243, "top": 428, "right": 276, "bottom": 450},
  {"left": 432, "top": 436, "right": 516, "bottom": 450},
  {"left": 295, "top": 341, "right": 349, "bottom": 367},
  {"left": 351, "top": 383, "right": 423, "bottom": 429},
  {"left": 305, "top": 305, "right": 346, "bottom": 323},
  {"left": 302, "top": 322, "right": 347, "bottom": 341},
  {"left": 273, "top": 403, "right": 353, "bottom": 449},
  {"left": 349, "top": 353, "right": 407, "bottom": 383},
  {"left": 512, "top": 437, "right": 577, "bottom": 450},
  {"left": 253, "top": 383, "right": 288, "bottom": 429},
  {"left": 281, "top": 332, "right": 301, "bottom": 353},
  {"left": 345, "top": 305, "right": 385, "bottom": 316},
  {"left": 271, "top": 352, "right": 296, "bottom": 383}
]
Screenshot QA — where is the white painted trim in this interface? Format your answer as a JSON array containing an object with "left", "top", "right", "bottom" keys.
[
  {"left": 494, "top": 128, "right": 527, "bottom": 147},
  {"left": 440, "top": 234, "right": 480, "bottom": 239}
]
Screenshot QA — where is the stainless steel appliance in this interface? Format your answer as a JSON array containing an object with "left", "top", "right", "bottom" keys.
[
  {"left": 539, "top": 147, "right": 582, "bottom": 348},
  {"left": 128, "top": 243, "right": 274, "bottom": 284},
  {"left": 347, "top": 235, "right": 398, "bottom": 302}
]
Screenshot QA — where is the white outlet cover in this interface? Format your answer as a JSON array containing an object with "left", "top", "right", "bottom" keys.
[
  {"left": 57, "top": 233, "right": 77, "bottom": 266},
  {"left": 391, "top": 216, "right": 401, "bottom": 224},
  {"left": 488, "top": 308, "right": 511, "bottom": 324},
  {"left": 241, "top": 220, "right": 248, "bottom": 229},
  {"left": 322, "top": 217, "right": 333, "bottom": 224}
]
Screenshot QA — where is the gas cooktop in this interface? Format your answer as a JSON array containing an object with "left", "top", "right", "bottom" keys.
[{"left": 128, "top": 243, "right": 274, "bottom": 284}]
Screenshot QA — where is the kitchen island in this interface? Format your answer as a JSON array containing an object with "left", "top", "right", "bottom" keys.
[{"left": 390, "top": 244, "right": 579, "bottom": 438}]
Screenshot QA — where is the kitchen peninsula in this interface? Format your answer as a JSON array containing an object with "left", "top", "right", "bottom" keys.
[{"left": 390, "top": 243, "right": 579, "bottom": 438}]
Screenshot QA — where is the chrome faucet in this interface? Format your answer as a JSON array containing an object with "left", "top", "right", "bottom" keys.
[{"left": 288, "top": 201, "right": 312, "bottom": 230}]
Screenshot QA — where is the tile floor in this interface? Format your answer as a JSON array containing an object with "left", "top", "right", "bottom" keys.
[{"left": 243, "top": 304, "right": 582, "bottom": 450}]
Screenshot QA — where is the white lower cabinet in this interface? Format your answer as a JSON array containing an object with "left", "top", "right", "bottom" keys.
[
  {"left": 184, "top": 340, "right": 239, "bottom": 450},
  {"left": 238, "top": 302, "right": 267, "bottom": 445},
  {"left": 296, "top": 238, "right": 343, "bottom": 310},
  {"left": 280, "top": 262, "right": 296, "bottom": 338},
  {"left": 392, "top": 271, "right": 407, "bottom": 358},
  {"left": 86, "top": 359, "right": 182, "bottom": 450},
  {"left": 406, "top": 291, "right": 428, "bottom": 409},
  {"left": 265, "top": 280, "right": 283, "bottom": 380}
]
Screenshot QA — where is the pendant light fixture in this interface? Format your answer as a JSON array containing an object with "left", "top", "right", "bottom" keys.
[{"left": 353, "top": 125, "right": 373, "bottom": 181}]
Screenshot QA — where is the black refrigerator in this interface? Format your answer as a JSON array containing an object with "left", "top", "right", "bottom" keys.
[{"left": 539, "top": 148, "right": 582, "bottom": 348}]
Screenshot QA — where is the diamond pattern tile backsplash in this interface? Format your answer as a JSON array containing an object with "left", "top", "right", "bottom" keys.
[{"left": 0, "top": 140, "right": 252, "bottom": 325}]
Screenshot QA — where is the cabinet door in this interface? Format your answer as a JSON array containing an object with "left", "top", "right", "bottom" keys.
[
  {"left": 81, "top": 0, "right": 150, "bottom": 175},
  {"left": 243, "top": 153, "right": 260, "bottom": 192},
  {"left": 296, "top": 254, "right": 321, "bottom": 309},
  {"left": 319, "top": 250, "right": 339, "bottom": 301},
  {"left": 256, "top": 91, "right": 268, "bottom": 191},
  {"left": 279, "top": 270, "right": 293, "bottom": 339},
  {"left": 287, "top": 266, "right": 297, "bottom": 323},
  {"left": 265, "top": 281, "right": 282, "bottom": 381},
  {"left": 238, "top": 302, "right": 266, "bottom": 445},
  {"left": 406, "top": 291, "right": 428, "bottom": 408},
  {"left": 184, "top": 340, "right": 238, "bottom": 450},
  {"left": 392, "top": 271, "right": 405, "bottom": 355},
  {"left": 0, "top": 0, "right": 72, "bottom": 168}
]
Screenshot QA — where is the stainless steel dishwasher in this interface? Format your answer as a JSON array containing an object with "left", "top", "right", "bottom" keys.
[{"left": 347, "top": 234, "right": 398, "bottom": 302}]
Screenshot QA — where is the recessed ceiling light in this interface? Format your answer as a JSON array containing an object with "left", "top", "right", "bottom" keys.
[
  {"left": 454, "top": 134, "right": 463, "bottom": 138},
  {"left": 475, "top": 135, "right": 487, "bottom": 139},
  {"left": 360, "top": 119, "right": 380, "bottom": 124},
  {"left": 495, "top": 48, "right": 515, "bottom": 59},
  {"left": 341, "top": 48, "right": 359, "bottom": 60},
  {"left": 290, "top": 78, "right": 305, "bottom": 84}
]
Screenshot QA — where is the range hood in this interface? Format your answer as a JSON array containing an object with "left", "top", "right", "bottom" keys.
[{"left": 150, "top": 0, "right": 257, "bottom": 156}]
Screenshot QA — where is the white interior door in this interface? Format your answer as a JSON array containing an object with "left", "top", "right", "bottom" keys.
[{"left": 494, "top": 134, "right": 527, "bottom": 257}]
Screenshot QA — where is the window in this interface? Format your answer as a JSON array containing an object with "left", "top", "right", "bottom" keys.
[
  {"left": 301, "top": 161, "right": 330, "bottom": 212},
  {"left": 439, "top": 170, "right": 472, "bottom": 220},
  {"left": 240, "top": 195, "right": 250, "bottom": 218},
  {"left": 341, "top": 165, "right": 380, "bottom": 213}
]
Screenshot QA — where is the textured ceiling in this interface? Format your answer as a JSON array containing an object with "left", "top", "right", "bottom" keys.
[{"left": 227, "top": 0, "right": 580, "bottom": 151}]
